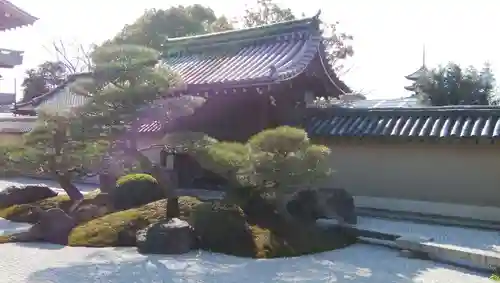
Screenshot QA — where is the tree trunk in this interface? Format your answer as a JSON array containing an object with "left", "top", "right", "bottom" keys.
[
  {"left": 99, "top": 173, "right": 117, "bottom": 194},
  {"left": 150, "top": 165, "right": 180, "bottom": 219},
  {"left": 275, "top": 192, "right": 293, "bottom": 222},
  {"left": 47, "top": 152, "right": 83, "bottom": 207},
  {"left": 55, "top": 172, "right": 84, "bottom": 212}
]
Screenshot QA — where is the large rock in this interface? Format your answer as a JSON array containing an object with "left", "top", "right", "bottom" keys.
[
  {"left": 317, "top": 188, "right": 357, "bottom": 225},
  {"left": 136, "top": 218, "right": 195, "bottom": 254},
  {"left": 16, "top": 208, "right": 77, "bottom": 245},
  {"left": 0, "top": 185, "right": 57, "bottom": 208},
  {"left": 73, "top": 204, "right": 108, "bottom": 223}
]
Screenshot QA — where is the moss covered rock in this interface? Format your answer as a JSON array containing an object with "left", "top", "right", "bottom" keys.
[
  {"left": 190, "top": 202, "right": 257, "bottom": 257},
  {"left": 112, "top": 174, "right": 165, "bottom": 210}
]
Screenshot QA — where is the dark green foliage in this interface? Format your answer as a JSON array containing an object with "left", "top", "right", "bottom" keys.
[
  {"left": 112, "top": 174, "right": 165, "bottom": 210},
  {"left": 234, "top": 191, "right": 356, "bottom": 258},
  {"left": 109, "top": 5, "right": 233, "bottom": 50},
  {"left": 420, "top": 62, "right": 498, "bottom": 106},
  {"left": 242, "top": 0, "right": 353, "bottom": 72},
  {"left": 231, "top": 187, "right": 277, "bottom": 223},
  {"left": 286, "top": 189, "right": 321, "bottom": 223},
  {"left": 21, "top": 61, "right": 68, "bottom": 102},
  {"left": 491, "top": 269, "right": 500, "bottom": 281},
  {"left": 190, "top": 202, "right": 257, "bottom": 257}
]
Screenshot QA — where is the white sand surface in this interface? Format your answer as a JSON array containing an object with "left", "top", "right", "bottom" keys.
[
  {"left": 0, "top": 177, "right": 97, "bottom": 195},
  {"left": 0, "top": 217, "right": 490, "bottom": 283},
  {"left": 0, "top": 178, "right": 493, "bottom": 282},
  {"left": 0, "top": 240, "right": 490, "bottom": 282}
]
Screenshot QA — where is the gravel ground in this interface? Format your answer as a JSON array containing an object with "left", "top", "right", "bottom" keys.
[{"left": 0, "top": 178, "right": 492, "bottom": 283}]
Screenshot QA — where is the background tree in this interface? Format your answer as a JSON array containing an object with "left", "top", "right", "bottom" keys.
[
  {"left": 241, "top": 0, "right": 354, "bottom": 73},
  {"left": 21, "top": 40, "right": 93, "bottom": 103},
  {"left": 241, "top": 0, "right": 295, "bottom": 26},
  {"left": 77, "top": 44, "right": 178, "bottom": 170},
  {"left": 19, "top": 111, "right": 107, "bottom": 207},
  {"left": 46, "top": 39, "right": 94, "bottom": 73},
  {"left": 419, "top": 62, "right": 498, "bottom": 106},
  {"left": 21, "top": 61, "right": 68, "bottom": 102},
  {"left": 108, "top": 5, "right": 233, "bottom": 50}
]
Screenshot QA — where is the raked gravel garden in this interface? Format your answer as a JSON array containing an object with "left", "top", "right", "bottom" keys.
[{"left": 0, "top": 178, "right": 493, "bottom": 283}]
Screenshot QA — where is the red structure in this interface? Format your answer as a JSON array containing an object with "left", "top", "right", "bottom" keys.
[
  {"left": 0, "top": 0, "right": 37, "bottom": 68},
  {"left": 136, "top": 13, "right": 350, "bottom": 142},
  {"left": 0, "top": 0, "right": 37, "bottom": 112},
  {"left": 0, "top": 0, "right": 37, "bottom": 31}
]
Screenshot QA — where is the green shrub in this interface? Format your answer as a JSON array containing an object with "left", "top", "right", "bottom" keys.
[
  {"left": 491, "top": 268, "right": 500, "bottom": 281},
  {"left": 112, "top": 174, "right": 164, "bottom": 210},
  {"left": 246, "top": 126, "right": 332, "bottom": 194},
  {"left": 190, "top": 202, "right": 257, "bottom": 257}
]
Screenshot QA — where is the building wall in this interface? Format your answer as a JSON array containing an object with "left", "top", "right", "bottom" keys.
[
  {"left": 137, "top": 126, "right": 500, "bottom": 221},
  {"left": 319, "top": 140, "right": 500, "bottom": 220}
]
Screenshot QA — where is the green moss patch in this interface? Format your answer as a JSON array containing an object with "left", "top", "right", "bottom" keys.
[
  {"left": 68, "top": 196, "right": 201, "bottom": 247},
  {"left": 0, "top": 192, "right": 355, "bottom": 258},
  {"left": 0, "top": 189, "right": 101, "bottom": 223}
]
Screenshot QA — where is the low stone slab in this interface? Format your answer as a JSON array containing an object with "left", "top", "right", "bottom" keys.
[
  {"left": 317, "top": 217, "right": 500, "bottom": 271},
  {"left": 395, "top": 235, "right": 434, "bottom": 250},
  {"left": 395, "top": 235, "right": 500, "bottom": 271}
]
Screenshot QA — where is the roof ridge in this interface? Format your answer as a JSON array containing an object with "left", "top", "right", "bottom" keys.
[
  {"left": 161, "top": 12, "right": 321, "bottom": 50},
  {"left": 14, "top": 72, "right": 92, "bottom": 108},
  {"left": 0, "top": 0, "right": 38, "bottom": 27},
  {"left": 313, "top": 106, "right": 500, "bottom": 117}
]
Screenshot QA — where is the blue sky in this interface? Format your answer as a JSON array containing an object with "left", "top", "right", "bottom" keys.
[{"left": 0, "top": 0, "right": 498, "bottom": 99}]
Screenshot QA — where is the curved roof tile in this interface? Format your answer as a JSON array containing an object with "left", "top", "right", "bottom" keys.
[
  {"left": 163, "top": 32, "right": 320, "bottom": 87},
  {"left": 160, "top": 15, "right": 329, "bottom": 91},
  {"left": 307, "top": 106, "right": 500, "bottom": 140},
  {"left": 0, "top": 0, "right": 38, "bottom": 31}
]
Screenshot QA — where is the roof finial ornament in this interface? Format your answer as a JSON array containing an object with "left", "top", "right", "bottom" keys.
[
  {"left": 422, "top": 44, "right": 426, "bottom": 68},
  {"left": 313, "top": 9, "right": 322, "bottom": 20}
]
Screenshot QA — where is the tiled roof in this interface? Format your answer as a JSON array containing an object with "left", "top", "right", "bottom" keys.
[
  {"left": 13, "top": 73, "right": 93, "bottom": 113},
  {"left": 317, "top": 97, "right": 425, "bottom": 109},
  {"left": 405, "top": 65, "right": 428, "bottom": 81},
  {"left": 35, "top": 87, "right": 90, "bottom": 114},
  {"left": 138, "top": 15, "right": 349, "bottom": 134},
  {"left": 306, "top": 106, "right": 500, "bottom": 140},
  {"left": 0, "top": 0, "right": 38, "bottom": 31},
  {"left": 161, "top": 14, "right": 344, "bottom": 93}
]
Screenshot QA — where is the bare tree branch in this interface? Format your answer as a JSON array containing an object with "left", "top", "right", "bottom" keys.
[{"left": 43, "top": 39, "right": 94, "bottom": 74}]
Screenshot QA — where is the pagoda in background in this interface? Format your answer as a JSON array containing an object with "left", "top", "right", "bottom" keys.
[
  {"left": 404, "top": 45, "right": 429, "bottom": 94},
  {"left": 0, "top": 0, "right": 37, "bottom": 113}
]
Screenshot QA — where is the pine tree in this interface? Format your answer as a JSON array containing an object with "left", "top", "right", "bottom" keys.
[{"left": 22, "top": 111, "right": 107, "bottom": 208}]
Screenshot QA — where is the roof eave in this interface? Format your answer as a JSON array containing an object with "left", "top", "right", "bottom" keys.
[
  {"left": 15, "top": 72, "right": 93, "bottom": 108},
  {"left": 316, "top": 44, "right": 351, "bottom": 96},
  {"left": 161, "top": 15, "right": 321, "bottom": 52},
  {"left": 0, "top": 0, "right": 38, "bottom": 31},
  {"left": 405, "top": 66, "right": 428, "bottom": 81}
]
